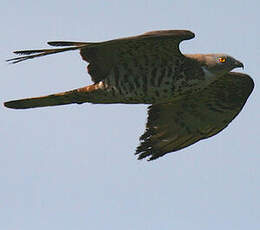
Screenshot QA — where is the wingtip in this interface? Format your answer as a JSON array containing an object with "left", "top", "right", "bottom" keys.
[
  {"left": 47, "top": 41, "right": 89, "bottom": 47},
  {"left": 136, "top": 154, "right": 158, "bottom": 161},
  {"left": 135, "top": 149, "right": 158, "bottom": 161},
  {"left": 5, "top": 57, "right": 25, "bottom": 64}
]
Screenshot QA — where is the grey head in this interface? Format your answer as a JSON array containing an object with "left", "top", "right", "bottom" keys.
[{"left": 186, "top": 53, "right": 244, "bottom": 76}]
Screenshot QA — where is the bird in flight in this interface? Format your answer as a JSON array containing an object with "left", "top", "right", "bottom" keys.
[{"left": 5, "top": 30, "right": 254, "bottom": 160}]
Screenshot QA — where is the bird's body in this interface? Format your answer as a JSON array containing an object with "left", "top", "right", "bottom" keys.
[
  {"left": 5, "top": 30, "right": 254, "bottom": 160},
  {"left": 78, "top": 54, "right": 205, "bottom": 105}
]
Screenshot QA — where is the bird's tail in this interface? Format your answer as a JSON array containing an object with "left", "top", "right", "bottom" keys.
[
  {"left": 6, "top": 41, "right": 93, "bottom": 64},
  {"left": 4, "top": 84, "right": 101, "bottom": 109}
]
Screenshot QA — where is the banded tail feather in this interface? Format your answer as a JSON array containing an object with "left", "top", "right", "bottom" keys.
[{"left": 4, "top": 85, "right": 98, "bottom": 109}]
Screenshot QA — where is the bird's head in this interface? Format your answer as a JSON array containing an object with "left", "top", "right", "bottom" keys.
[
  {"left": 186, "top": 53, "right": 244, "bottom": 76},
  {"left": 203, "top": 54, "right": 244, "bottom": 74}
]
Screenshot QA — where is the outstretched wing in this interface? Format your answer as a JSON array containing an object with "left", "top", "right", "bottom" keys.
[
  {"left": 80, "top": 30, "right": 194, "bottom": 83},
  {"left": 136, "top": 72, "right": 254, "bottom": 161},
  {"left": 7, "top": 30, "right": 195, "bottom": 83}
]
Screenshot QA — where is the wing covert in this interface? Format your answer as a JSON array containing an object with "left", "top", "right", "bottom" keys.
[
  {"left": 6, "top": 30, "right": 195, "bottom": 83},
  {"left": 80, "top": 30, "right": 195, "bottom": 83},
  {"left": 136, "top": 72, "right": 254, "bottom": 160}
]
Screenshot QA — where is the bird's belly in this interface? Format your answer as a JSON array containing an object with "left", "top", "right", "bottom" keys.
[{"left": 95, "top": 67, "right": 206, "bottom": 104}]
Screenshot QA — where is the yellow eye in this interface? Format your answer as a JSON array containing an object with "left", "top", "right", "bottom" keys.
[{"left": 218, "top": 57, "right": 226, "bottom": 63}]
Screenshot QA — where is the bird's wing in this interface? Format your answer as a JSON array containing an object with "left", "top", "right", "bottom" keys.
[
  {"left": 80, "top": 30, "right": 195, "bottom": 83},
  {"left": 7, "top": 30, "right": 194, "bottom": 83},
  {"left": 136, "top": 72, "right": 254, "bottom": 161}
]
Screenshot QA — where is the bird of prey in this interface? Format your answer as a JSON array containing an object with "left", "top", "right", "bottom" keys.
[{"left": 5, "top": 30, "right": 254, "bottom": 160}]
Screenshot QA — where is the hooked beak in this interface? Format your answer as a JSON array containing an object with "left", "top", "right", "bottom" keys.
[{"left": 235, "top": 60, "right": 244, "bottom": 69}]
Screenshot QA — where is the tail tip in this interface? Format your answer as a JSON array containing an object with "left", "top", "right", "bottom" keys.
[{"left": 4, "top": 100, "right": 28, "bottom": 109}]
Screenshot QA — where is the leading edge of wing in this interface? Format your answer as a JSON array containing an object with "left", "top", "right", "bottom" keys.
[{"left": 136, "top": 72, "right": 254, "bottom": 161}]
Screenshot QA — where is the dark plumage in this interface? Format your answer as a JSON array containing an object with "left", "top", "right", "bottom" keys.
[{"left": 5, "top": 30, "right": 254, "bottom": 160}]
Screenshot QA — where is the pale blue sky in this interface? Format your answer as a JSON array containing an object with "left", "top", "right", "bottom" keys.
[{"left": 1, "top": 1, "right": 259, "bottom": 230}]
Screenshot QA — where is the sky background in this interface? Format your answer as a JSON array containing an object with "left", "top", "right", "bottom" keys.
[{"left": 1, "top": 1, "right": 259, "bottom": 229}]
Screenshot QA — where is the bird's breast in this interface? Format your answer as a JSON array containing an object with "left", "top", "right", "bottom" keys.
[{"left": 97, "top": 57, "right": 208, "bottom": 104}]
